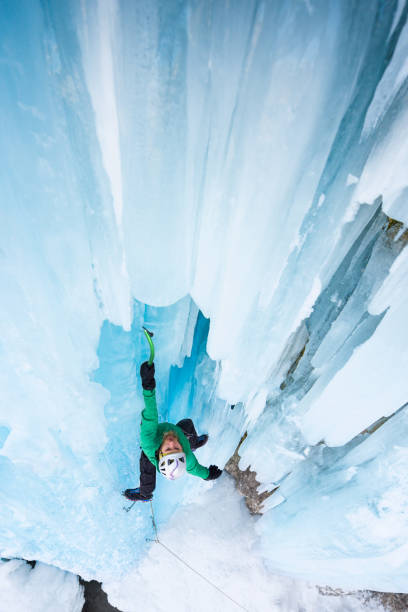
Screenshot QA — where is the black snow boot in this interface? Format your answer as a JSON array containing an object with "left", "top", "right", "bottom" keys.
[{"left": 122, "top": 488, "right": 152, "bottom": 502}]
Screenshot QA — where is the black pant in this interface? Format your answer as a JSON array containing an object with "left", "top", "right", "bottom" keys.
[{"left": 139, "top": 419, "right": 199, "bottom": 498}]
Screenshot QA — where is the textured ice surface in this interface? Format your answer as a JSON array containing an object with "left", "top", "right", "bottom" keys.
[
  {"left": 0, "top": 560, "right": 84, "bottom": 612},
  {"left": 1, "top": 0, "right": 408, "bottom": 594},
  {"left": 258, "top": 404, "right": 408, "bottom": 592}
]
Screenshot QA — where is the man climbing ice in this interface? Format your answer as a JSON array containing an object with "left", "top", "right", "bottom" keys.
[{"left": 123, "top": 360, "right": 222, "bottom": 502}]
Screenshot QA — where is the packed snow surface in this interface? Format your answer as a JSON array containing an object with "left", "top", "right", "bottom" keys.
[
  {"left": 0, "top": 559, "right": 84, "bottom": 612},
  {"left": 1, "top": 0, "right": 408, "bottom": 600},
  {"left": 0, "top": 480, "right": 391, "bottom": 612},
  {"left": 106, "top": 477, "right": 389, "bottom": 612}
]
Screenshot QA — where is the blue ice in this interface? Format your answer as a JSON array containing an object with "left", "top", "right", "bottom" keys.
[{"left": 0, "top": 0, "right": 408, "bottom": 593}]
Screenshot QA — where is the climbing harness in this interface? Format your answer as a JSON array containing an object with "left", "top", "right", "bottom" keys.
[{"left": 146, "top": 502, "right": 250, "bottom": 612}]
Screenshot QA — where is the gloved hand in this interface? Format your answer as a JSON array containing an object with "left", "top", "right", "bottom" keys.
[
  {"left": 140, "top": 361, "right": 156, "bottom": 390},
  {"left": 205, "top": 465, "right": 222, "bottom": 480}
]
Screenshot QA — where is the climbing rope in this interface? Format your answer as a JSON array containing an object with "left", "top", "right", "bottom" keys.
[
  {"left": 149, "top": 500, "right": 158, "bottom": 538},
  {"left": 148, "top": 502, "right": 250, "bottom": 612},
  {"left": 129, "top": 327, "right": 248, "bottom": 609}
]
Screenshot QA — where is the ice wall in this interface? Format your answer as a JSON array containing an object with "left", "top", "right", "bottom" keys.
[
  {"left": 1, "top": 0, "right": 408, "bottom": 592},
  {"left": 258, "top": 402, "right": 408, "bottom": 592}
]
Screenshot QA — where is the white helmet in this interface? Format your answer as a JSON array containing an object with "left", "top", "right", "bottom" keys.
[{"left": 158, "top": 452, "right": 187, "bottom": 480}]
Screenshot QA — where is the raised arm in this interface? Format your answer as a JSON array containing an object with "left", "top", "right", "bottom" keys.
[{"left": 139, "top": 362, "right": 159, "bottom": 455}]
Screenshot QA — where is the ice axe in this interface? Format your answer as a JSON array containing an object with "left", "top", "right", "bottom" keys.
[{"left": 142, "top": 326, "right": 155, "bottom": 365}]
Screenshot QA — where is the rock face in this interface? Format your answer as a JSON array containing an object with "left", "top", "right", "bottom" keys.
[
  {"left": 225, "top": 432, "right": 277, "bottom": 515},
  {"left": 318, "top": 587, "right": 408, "bottom": 612},
  {"left": 80, "top": 579, "right": 121, "bottom": 612},
  {"left": 373, "top": 593, "right": 408, "bottom": 611}
]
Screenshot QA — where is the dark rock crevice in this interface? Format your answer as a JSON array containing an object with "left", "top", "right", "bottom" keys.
[{"left": 80, "top": 578, "right": 121, "bottom": 612}]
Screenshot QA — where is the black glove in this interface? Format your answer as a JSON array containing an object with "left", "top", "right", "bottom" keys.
[
  {"left": 206, "top": 465, "right": 222, "bottom": 480},
  {"left": 140, "top": 361, "right": 156, "bottom": 390}
]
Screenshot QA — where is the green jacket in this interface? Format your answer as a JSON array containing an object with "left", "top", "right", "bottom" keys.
[{"left": 140, "top": 389, "right": 210, "bottom": 480}]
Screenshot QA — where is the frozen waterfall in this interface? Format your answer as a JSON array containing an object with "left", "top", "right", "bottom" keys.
[{"left": 1, "top": 0, "right": 408, "bottom": 601}]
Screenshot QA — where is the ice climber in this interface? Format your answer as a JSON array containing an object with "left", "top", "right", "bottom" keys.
[{"left": 123, "top": 361, "right": 222, "bottom": 502}]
